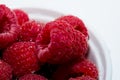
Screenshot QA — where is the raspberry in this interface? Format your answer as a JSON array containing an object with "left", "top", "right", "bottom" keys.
[
  {"left": 56, "top": 15, "right": 88, "bottom": 39},
  {"left": 69, "top": 75, "right": 96, "bottom": 80},
  {"left": 71, "top": 59, "right": 98, "bottom": 79},
  {"left": 36, "top": 20, "right": 88, "bottom": 64},
  {"left": 13, "top": 9, "right": 29, "bottom": 26},
  {"left": 3, "top": 42, "right": 40, "bottom": 77},
  {"left": 53, "top": 59, "right": 98, "bottom": 80},
  {"left": 0, "top": 60, "right": 12, "bottom": 80},
  {"left": 19, "top": 20, "right": 43, "bottom": 42},
  {"left": 0, "top": 4, "right": 20, "bottom": 49},
  {"left": 19, "top": 74, "right": 47, "bottom": 80}
]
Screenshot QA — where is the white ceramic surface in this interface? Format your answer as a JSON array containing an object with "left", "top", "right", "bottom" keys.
[{"left": 21, "top": 8, "right": 112, "bottom": 80}]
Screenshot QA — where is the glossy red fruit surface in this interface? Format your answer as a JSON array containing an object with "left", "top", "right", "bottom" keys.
[
  {"left": 0, "top": 60, "right": 12, "bottom": 80},
  {"left": 19, "top": 74, "right": 47, "bottom": 80},
  {"left": 0, "top": 5, "right": 20, "bottom": 50},
  {"left": 19, "top": 20, "right": 43, "bottom": 42},
  {"left": 36, "top": 20, "right": 88, "bottom": 64},
  {"left": 3, "top": 42, "right": 40, "bottom": 77},
  {"left": 13, "top": 9, "right": 29, "bottom": 26}
]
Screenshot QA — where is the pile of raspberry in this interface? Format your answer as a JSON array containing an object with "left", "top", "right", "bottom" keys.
[{"left": 0, "top": 4, "right": 98, "bottom": 80}]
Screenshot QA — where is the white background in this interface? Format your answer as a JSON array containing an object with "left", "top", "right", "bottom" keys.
[{"left": 0, "top": 0, "right": 120, "bottom": 80}]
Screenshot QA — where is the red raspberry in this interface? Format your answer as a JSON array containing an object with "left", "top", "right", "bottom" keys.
[
  {"left": 13, "top": 9, "right": 29, "bottom": 26},
  {"left": 56, "top": 15, "right": 88, "bottom": 39},
  {"left": 19, "top": 74, "right": 47, "bottom": 80},
  {"left": 71, "top": 59, "right": 98, "bottom": 79},
  {"left": 3, "top": 42, "right": 40, "bottom": 77},
  {"left": 53, "top": 59, "right": 98, "bottom": 80},
  {"left": 0, "top": 60, "right": 12, "bottom": 80},
  {"left": 69, "top": 75, "right": 96, "bottom": 80},
  {"left": 19, "top": 20, "right": 43, "bottom": 42},
  {"left": 0, "top": 4, "right": 20, "bottom": 49},
  {"left": 36, "top": 20, "right": 88, "bottom": 64}
]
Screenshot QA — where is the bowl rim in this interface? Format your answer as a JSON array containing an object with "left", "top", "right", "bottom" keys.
[{"left": 88, "top": 26, "right": 112, "bottom": 80}]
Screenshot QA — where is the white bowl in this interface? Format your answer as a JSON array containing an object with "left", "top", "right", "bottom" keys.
[{"left": 21, "top": 8, "right": 112, "bottom": 80}]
